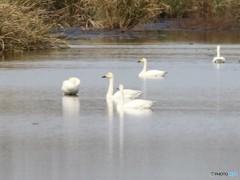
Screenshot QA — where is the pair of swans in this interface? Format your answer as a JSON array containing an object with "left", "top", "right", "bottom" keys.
[
  {"left": 102, "top": 72, "right": 143, "bottom": 100},
  {"left": 102, "top": 72, "right": 155, "bottom": 109},
  {"left": 212, "top": 45, "right": 225, "bottom": 63},
  {"left": 117, "top": 84, "right": 155, "bottom": 109}
]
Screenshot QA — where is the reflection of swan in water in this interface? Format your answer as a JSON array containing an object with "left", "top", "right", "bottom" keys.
[
  {"left": 137, "top": 58, "right": 167, "bottom": 78},
  {"left": 106, "top": 98, "right": 114, "bottom": 155},
  {"left": 62, "top": 96, "right": 81, "bottom": 167},
  {"left": 62, "top": 77, "right": 80, "bottom": 96},
  {"left": 213, "top": 63, "right": 225, "bottom": 70},
  {"left": 117, "top": 103, "right": 125, "bottom": 160},
  {"left": 212, "top": 45, "right": 225, "bottom": 64},
  {"left": 62, "top": 96, "right": 80, "bottom": 118},
  {"left": 102, "top": 72, "right": 143, "bottom": 100},
  {"left": 106, "top": 98, "right": 114, "bottom": 119},
  {"left": 117, "top": 84, "right": 155, "bottom": 110}
]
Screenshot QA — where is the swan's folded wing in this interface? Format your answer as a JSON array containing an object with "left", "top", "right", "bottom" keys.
[
  {"left": 142, "top": 70, "right": 167, "bottom": 78},
  {"left": 114, "top": 89, "right": 143, "bottom": 99},
  {"left": 124, "top": 99, "right": 154, "bottom": 109},
  {"left": 62, "top": 80, "right": 79, "bottom": 95}
]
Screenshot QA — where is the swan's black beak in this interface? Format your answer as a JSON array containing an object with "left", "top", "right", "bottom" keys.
[
  {"left": 137, "top": 60, "right": 141, "bottom": 63},
  {"left": 102, "top": 75, "right": 107, "bottom": 78}
]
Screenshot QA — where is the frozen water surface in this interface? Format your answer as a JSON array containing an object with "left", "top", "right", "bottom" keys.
[{"left": 0, "top": 31, "right": 240, "bottom": 180}]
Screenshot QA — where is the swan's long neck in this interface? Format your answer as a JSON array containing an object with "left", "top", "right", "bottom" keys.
[
  {"left": 140, "top": 60, "right": 147, "bottom": 75},
  {"left": 106, "top": 78, "right": 114, "bottom": 97},
  {"left": 217, "top": 46, "right": 220, "bottom": 57},
  {"left": 119, "top": 85, "right": 124, "bottom": 106}
]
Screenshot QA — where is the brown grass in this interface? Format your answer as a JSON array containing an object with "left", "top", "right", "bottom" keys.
[
  {"left": 0, "top": 1, "right": 66, "bottom": 55},
  {"left": 84, "top": 0, "right": 168, "bottom": 29},
  {"left": 39, "top": 0, "right": 169, "bottom": 29},
  {"left": 161, "top": 0, "right": 240, "bottom": 30},
  {"left": 50, "top": 0, "right": 240, "bottom": 29}
]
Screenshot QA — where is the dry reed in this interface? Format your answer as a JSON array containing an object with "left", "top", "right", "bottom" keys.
[{"left": 0, "top": 1, "right": 65, "bottom": 55}]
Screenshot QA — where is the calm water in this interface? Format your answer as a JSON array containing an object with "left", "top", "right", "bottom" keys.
[{"left": 1, "top": 31, "right": 240, "bottom": 180}]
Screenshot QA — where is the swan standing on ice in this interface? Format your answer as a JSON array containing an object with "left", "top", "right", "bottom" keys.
[
  {"left": 62, "top": 77, "right": 80, "bottom": 96},
  {"left": 212, "top": 45, "right": 225, "bottom": 63},
  {"left": 102, "top": 72, "right": 143, "bottom": 99},
  {"left": 137, "top": 58, "right": 167, "bottom": 78},
  {"left": 117, "top": 84, "right": 155, "bottom": 109}
]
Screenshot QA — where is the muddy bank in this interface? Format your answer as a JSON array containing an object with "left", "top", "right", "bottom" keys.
[
  {"left": 56, "top": 19, "right": 240, "bottom": 40},
  {"left": 54, "top": 20, "right": 240, "bottom": 44}
]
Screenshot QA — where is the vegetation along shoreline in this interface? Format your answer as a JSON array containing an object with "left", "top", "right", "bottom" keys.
[{"left": 1, "top": 0, "right": 240, "bottom": 55}]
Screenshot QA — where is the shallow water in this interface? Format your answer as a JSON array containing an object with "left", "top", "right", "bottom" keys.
[{"left": 1, "top": 31, "right": 240, "bottom": 180}]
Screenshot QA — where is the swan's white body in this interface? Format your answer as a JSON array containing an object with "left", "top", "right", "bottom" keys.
[
  {"left": 121, "top": 108, "right": 152, "bottom": 116},
  {"left": 212, "top": 45, "right": 225, "bottom": 63},
  {"left": 138, "top": 58, "right": 167, "bottom": 78},
  {"left": 62, "top": 77, "right": 80, "bottom": 96},
  {"left": 117, "top": 84, "right": 154, "bottom": 109},
  {"left": 102, "top": 72, "right": 143, "bottom": 99}
]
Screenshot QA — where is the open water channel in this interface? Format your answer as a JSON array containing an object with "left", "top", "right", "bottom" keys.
[{"left": 0, "top": 29, "right": 240, "bottom": 179}]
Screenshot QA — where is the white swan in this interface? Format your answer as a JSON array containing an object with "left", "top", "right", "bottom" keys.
[
  {"left": 119, "top": 108, "right": 153, "bottom": 116},
  {"left": 62, "top": 77, "right": 80, "bottom": 96},
  {"left": 102, "top": 72, "right": 143, "bottom": 99},
  {"left": 212, "top": 45, "right": 225, "bottom": 63},
  {"left": 117, "top": 84, "right": 155, "bottom": 109},
  {"left": 138, "top": 58, "right": 167, "bottom": 78}
]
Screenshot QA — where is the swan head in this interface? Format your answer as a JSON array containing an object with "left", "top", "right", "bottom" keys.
[
  {"left": 102, "top": 72, "right": 113, "bottom": 79},
  {"left": 118, "top": 84, "right": 124, "bottom": 91},
  {"left": 138, "top": 58, "right": 147, "bottom": 63}
]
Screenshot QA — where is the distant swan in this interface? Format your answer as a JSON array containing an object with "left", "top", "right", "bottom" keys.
[
  {"left": 102, "top": 72, "right": 143, "bottom": 99},
  {"left": 138, "top": 58, "right": 167, "bottom": 78},
  {"left": 62, "top": 77, "right": 80, "bottom": 96},
  {"left": 212, "top": 45, "right": 225, "bottom": 63},
  {"left": 117, "top": 84, "right": 155, "bottom": 109}
]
